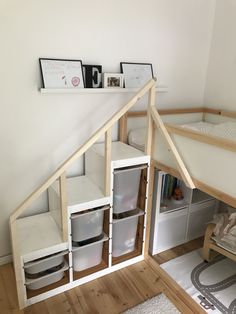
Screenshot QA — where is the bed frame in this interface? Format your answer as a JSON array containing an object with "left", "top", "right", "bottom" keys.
[{"left": 119, "top": 107, "right": 236, "bottom": 208}]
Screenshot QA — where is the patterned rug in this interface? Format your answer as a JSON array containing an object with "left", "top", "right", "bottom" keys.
[
  {"left": 123, "top": 293, "right": 180, "bottom": 313},
  {"left": 161, "top": 250, "right": 236, "bottom": 314}
]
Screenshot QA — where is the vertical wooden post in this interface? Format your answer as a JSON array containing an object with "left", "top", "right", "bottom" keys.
[
  {"left": 59, "top": 172, "right": 68, "bottom": 242},
  {"left": 119, "top": 113, "right": 128, "bottom": 143},
  {"left": 144, "top": 85, "right": 156, "bottom": 257},
  {"left": 10, "top": 220, "right": 27, "bottom": 309},
  {"left": 104, "top": 128, "right": 112, "bottom": 196},
  {"left": 145, "top": 85, "right": 156, "bottom": 155},
  {"left": 144, "top": 161, "right": 155, "bottom": 257}
]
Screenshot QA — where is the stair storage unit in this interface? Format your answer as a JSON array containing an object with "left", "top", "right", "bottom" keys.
[
  {"left": 11, "top": 141, "right": 150, "bottom": 309},
  {"left": 85, "top": 141, "right": 150, "bottom": 266},
  {"left": 12, "top": 213, "right": 70, "bottom": 303},
  {"left": 150, "top": 170, "right": 219, "bottom": 254}
]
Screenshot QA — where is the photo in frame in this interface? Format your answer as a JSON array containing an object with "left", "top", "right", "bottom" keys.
[
  {"left": 83, "top": 64, "right": 102, "bottom": 88},
  {"left": 120, "top": 62, "right": 154, "bottom": 88},
  {"left": 103, "top": 73, "right": 124, "bottom": 88},
  {"left": 39, "top": 58, "right": 84, "bottom": 88}
]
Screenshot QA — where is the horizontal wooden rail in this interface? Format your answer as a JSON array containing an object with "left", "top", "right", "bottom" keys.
[
  {"left": 127, "top": 107, "right": 205, "bottom": 118},
  {"left": 204, "top": 108, "right": 236, "bottom": 119},
  {"left": 150, "top": 106, "right": 195, "bottom": 189},
  {"left": 10, "top": 79, "right": 156, "bottom": 223},
  {"left": 165, "top": 123, "right": 236, "bottom": 152}
]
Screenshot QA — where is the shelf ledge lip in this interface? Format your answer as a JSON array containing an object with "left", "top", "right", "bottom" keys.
[{"left": 40, "top": 86, "right": 168, "bottom": 94}]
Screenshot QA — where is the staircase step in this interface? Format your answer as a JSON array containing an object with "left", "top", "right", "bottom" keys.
[
  {"left": 15, "top": 212, "right": 68, "bottom": 263},
  {"left": 49, "top": 175, "right": 111, "bottom": 214}
]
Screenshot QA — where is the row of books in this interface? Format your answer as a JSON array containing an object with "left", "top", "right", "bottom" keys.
[{"left": 161, "top": 174, "right": 180, "bottom": 199}]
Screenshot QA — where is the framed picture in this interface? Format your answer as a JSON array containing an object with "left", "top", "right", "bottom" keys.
[
  {"left": 39, "top": 58, "right": 84, "bottom": 88},
  {"left": 103, "top": 73, "right": 124, "bottom": 88},
  {"left": 83, "top": 64, "right": 102, "bottom": 88},
  {"left": 120, "top": 62, "right": 154, "bottom": 88}
]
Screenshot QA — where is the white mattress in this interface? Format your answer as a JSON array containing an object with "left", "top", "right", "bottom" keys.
[
  {"left": 181, "top": 121, "right": 236, "bottom": 141},
  {"left": 128, "top": 121, "right": 236, "bottom": 150}
]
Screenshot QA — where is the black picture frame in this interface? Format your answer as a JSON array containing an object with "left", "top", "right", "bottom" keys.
[
  {"left": 82, "top": 64, "right": 102, "bottom": 88},
  {"left": 39, "top": 58, "right": 85, "bottom": 88},
  {"left": 120, "top": 62, "right": 154, "bottom": 88}
]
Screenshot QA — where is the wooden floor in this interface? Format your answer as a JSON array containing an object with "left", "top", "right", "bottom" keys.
[
  {"left": 153, "top": 237, "right": 204, "bottom": 265},
  {"left": 0, "top": 239, "right": 204, "bottom": 314}
]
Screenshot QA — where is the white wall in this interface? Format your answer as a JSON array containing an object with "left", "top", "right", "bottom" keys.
[
  {"left": 204, "top": 0, "right": 236, "bottom": 110},
  {"left": 0, "top": 0, "right": 215, "bottom": 258}
]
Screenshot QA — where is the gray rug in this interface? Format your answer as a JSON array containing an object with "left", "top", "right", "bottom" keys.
[
  {"left": 161, "top": 250, "right": 236, "bottom": 314},
  {"left": 123, "top": 293, "right": 180, "bottom": 313}
]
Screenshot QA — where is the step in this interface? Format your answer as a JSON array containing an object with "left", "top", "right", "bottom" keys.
[
  {"left": 15, "top": 212, "right": 68, "bottom": 263},
  {"left": 49, "top": 175, "right": 111, "bottom": 214},
  {"left": 89, "top": 141, "right": 148, "bottom": 168}
]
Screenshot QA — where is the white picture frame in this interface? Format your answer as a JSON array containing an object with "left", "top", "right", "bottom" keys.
[
  {"left": 39, "top": 58, "right": 85, "bottom": 88},
  {"left": 103, "top": 73, "right": 124, "bottom": 88},
  {"left": 120, "top": 62, "right": 154, "bottom": 88}
]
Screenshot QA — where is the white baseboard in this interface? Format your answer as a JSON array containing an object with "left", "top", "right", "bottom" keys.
[{"left": 0, "top": 254, "right": 12, "bottom": 266}]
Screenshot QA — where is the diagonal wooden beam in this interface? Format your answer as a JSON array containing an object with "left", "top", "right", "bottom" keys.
[
  {"left": 10, "top": 78, "right": 156, "bottom": 223},
  {"left": 150, "top": 106, "right": 195, "bottom": 189}
]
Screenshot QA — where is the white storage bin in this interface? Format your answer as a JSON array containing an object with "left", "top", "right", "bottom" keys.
[
  {"left": 113, "top": 166, "right": 144, "bottom": 214},
  {"left": 25, "top": 261, "right": 68, "bottom": 290},
  {"left": 112, "top": 210, "right": 143, "bottom": 257},
  {"left": 26, "top": 272, "right": 64, "bottom": 290},
  {"left": 155, "top": 208, "right": 188, "bottom": 253},
  {"left": 71, "top": 206, "right": 108, "bottom": 242},
  {"left": 73, "top": 234, "right": 108, "bottom": 272},
  {"left": 24, "top": 252, "right": 65, "bottom": 275}
]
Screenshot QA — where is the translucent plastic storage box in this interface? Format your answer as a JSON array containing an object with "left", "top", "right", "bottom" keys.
[
  {"left": 113, "top": 166, "right": 145, "bottom": 214},
  {"left": 24, "top": 251, "right": 66, "bottom": 275},
  {"left": 112, "top": 210, "right": 144, "bottom": 257},
  {"left": 25, "top": 261, "right": 68, "bottom": 290},
  {"left": 71, "top": 206, "right": 108, "bottom": 242},
  {"left": 73, "top": 233, "right": 108, "bottom": 272}
]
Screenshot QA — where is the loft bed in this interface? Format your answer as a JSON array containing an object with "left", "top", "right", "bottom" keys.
[{"left": 119, "top": 107, "right": 236, "bottom": 208}]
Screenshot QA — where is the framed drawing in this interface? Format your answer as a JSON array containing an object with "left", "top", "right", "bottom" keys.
[
  {"left": 120, "top": 62, "right": 154, "bottom": 88},
  {"left": 39, "top": 58, "right": 84, "bottom": 88},
  {"left": 103, "top": 73, "right": 124, "bottom": 88},
  {"left": 83, "top": 64, "right": 102, "bottom": 88}
]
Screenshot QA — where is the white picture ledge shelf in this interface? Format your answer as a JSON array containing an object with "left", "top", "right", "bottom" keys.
[{"left": 40, "top": 86, "right": 168, "bottom": 94}]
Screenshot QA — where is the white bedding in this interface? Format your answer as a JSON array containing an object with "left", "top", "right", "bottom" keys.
[{"left": 128, "top": 121, "right": 236, "bottom": 151}]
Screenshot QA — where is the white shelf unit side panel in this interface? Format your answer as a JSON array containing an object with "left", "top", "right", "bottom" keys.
[
  {"left": 149, "top": 170, "right": 164, "bottom": 255},
  {"left": 40, "top": 86, "right": 168, "bottom": 94},
  {"left": 16, "top": 213, "right": 68, "bottom": 263}
]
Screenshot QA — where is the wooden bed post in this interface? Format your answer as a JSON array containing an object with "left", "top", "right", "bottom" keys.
[
  {"left": 119, "top": 113, "right": 128, "bottom": 143},
  {"left": 145, "top": 85, "right": 155, "bottom": 155},
  {"left": 144, "top": 85, "right": 156, "bottom": 257}
]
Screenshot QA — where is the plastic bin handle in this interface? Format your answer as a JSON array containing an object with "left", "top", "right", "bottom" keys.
[{"left": 114, "top": 164, "right": 147, "bottom": 175}]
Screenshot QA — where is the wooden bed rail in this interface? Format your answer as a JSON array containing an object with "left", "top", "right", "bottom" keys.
[
  {"left": 125, "top": 107, "right": 236, "bottom": 118},
  {"left": 10, "top": 79, "right": 156, "bottom": 232}
]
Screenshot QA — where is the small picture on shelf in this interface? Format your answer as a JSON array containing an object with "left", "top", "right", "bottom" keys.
[
  {"left": 83, "top": 64, "right": 102, "bottom": 88},
  {"left": 103, "top": 73, "right": 124, "bottom": 88}
]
